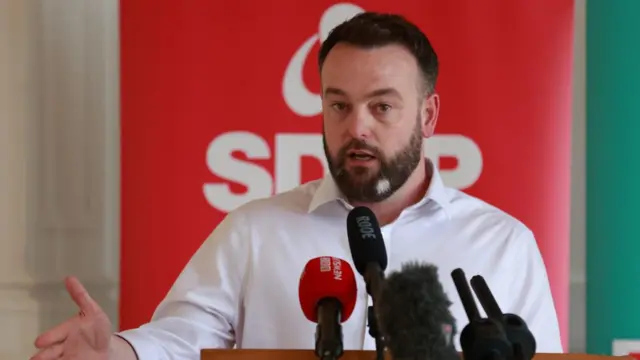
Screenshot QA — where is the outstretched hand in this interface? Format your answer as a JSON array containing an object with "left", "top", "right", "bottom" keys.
[{"left": 30, "top": 276, "right": 112, "bottom": 360}]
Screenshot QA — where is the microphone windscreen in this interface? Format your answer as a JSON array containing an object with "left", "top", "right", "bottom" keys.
[
  {"left": 298, "top": 256, "right": 358, "bottom": 323},
  {"left": 376, "top": 261, "right": 458, "bottom": 360},
  {"left": 346, "top": 206, "right": 388, "bottom": 276}
]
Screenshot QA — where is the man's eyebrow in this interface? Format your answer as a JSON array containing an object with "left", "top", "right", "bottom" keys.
[
  {"left": 365, "top": 88, "right": 401, "bottom": 98},
  {"left": 324, "top": 87, "right": 347, "bottom": 97},
  {"left": 323, "top": 87, "right": 402, "bottom": 98}
]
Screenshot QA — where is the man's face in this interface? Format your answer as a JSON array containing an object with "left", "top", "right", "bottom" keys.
[{"left": 320, "top": 43, "right": 438, "bottom": 203}]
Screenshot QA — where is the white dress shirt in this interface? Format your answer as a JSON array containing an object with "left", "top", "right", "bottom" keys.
[{"left": 117, "top": 163, "right": 564, "bottom": 360}]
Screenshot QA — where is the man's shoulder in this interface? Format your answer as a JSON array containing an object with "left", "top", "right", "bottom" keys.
[
  {"left": 445, "top": 187, "right": 533, "bottom": 240},
  {"left": 227, "top": 179, "right": 324, "bottom": 219},
  {"left": 443, "top": 188, "right": 543, "bottom": 275}
]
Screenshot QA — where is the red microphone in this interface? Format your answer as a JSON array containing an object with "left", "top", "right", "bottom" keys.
[{"left": 298, "top": 256, "right": 358, "bottom": 360}]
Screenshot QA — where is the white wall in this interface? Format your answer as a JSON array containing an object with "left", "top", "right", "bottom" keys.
[
  {"left": 0, "top": 1, "right": 36, "bottom": 358},
  {"left": 0, "top": 1, "right": 586, "bottom": 358},
  {"left": 0, "top": 1, "right": 120, "bottom": 358}
]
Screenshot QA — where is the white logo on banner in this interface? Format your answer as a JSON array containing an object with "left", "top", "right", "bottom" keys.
[{"left": 282, "top": 3, "right": 364, "bottom": 117}]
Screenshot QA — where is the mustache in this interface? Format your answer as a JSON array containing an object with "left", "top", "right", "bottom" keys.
[{"left": 337, "top": 139, "right": 382, "bottom": 162}]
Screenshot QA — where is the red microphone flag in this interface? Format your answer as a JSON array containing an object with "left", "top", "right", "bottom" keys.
[{"left": 298, "top": 256, "right": 358, "bottom": 323}]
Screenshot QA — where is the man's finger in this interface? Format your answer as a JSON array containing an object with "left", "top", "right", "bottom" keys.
[
  {"left": 65, "top": 276, "right": 100, "bottom": 314},
  {"left": 33, "top": 319, "right": 73, "bottom": 348},
  {"left": 29, "top": 342, "right": 64, "bottom": 360}
]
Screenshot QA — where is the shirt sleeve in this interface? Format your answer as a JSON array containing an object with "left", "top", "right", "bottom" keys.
[
  {"left": 506, "top": 228, "right": 565, "bottom": 353},
  {"left": 116, "top": 210, "right": 249, "bottom": 360}
]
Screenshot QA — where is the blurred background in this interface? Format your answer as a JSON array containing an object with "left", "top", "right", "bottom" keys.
[{"left": 1, "top": 0, "right": 631, "bottom": 358}]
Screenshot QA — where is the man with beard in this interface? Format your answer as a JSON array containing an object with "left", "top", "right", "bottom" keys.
[{"left": 30, "top": 12, "right": 563, "bottom": 360}]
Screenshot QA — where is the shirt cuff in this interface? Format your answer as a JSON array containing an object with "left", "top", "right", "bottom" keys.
[{"left": 115, "top": 328, "right": 161, "bottom": 360}]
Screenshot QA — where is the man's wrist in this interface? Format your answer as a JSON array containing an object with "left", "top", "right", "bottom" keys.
[{"left": 109, "top": 334, "right": 139, "bottom": 360}]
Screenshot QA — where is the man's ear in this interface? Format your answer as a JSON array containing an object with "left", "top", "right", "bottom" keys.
[{"left": 421, "top": 93, "right": 440, "bottom": 138}]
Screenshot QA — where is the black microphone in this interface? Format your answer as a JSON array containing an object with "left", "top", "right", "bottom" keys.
[
  {"left": 375, "top": 261, "right": 459, "bottom": 360},
  {"left": 346, "top": 206, "right": 387, "bottom": 360},
  {"left": 346, "top": 206, "right": 388, "bottom": 298},
  {"left": 469, "top": 275, "right": 536, "bottom": 360},
  {"left": 451, "top": 268, "right": 512, "bottom": 360}
]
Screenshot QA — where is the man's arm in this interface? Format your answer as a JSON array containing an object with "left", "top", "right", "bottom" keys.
[
  {"left": 115, "top": 210, "right": 250, "bottom": 360},
  {"left": 108, "top": 335, "right": 139, "bottom": 360},
  {"left": 506, "top": 228, "right": 564, "bottom": 353}
]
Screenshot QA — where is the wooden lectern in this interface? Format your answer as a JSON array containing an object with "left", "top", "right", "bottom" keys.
[{"left": 200, "top": 350, "right": 634, "bottom": 360}]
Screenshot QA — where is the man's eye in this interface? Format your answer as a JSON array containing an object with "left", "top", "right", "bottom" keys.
[
  {"left": 332, "top": 103, "right": 347, "bottom": 111},
  {"left": 376, "top": 104, "right": 392, "bottom": 112}
]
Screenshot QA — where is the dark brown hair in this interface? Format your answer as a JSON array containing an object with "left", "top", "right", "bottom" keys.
[{"left": 318, "top": 12, "right": 439, "bottom": 94}]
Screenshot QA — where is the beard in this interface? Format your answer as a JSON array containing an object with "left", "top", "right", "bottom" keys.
[{"left": 323, "top": 118, "right": 424, "bottom": 203}]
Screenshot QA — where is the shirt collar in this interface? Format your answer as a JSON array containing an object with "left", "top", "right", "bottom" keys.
[{"left": 307, "top": 159, "right": 452, "bottom": 217}]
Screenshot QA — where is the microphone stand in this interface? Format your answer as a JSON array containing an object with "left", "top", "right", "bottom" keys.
[
  {"left": 513, "top": 343, "right": 525, "bottom": 360},
  {"left": 479, "top": 343, "right": 525, "bottom": 360},
  {"left": 364, "top": 264, "right": 385, "bottom": 360},
  {"left": 460, "top": 318, "right": 513, "bottom": 360},
  {"left": 366, "top": 306, "right": 384, "bottom": 360},
  {"left": 314, "top": 298, "right": 344, "bottom": 360},
  {"left": 469, "top": 275, "right": 536, "bottom": 360},
  {"left": 452, "top": 269, "right": 514, "bottom": 360},
  {"left": 486, "top": 350, "right": 507, "bottom": 360}
]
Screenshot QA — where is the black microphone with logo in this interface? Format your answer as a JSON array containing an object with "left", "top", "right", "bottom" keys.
[
  {"left": 346, "top": 206, "right": 387, "bottom": 360},
  {"left": 451, "top": 268, "right": 537, "bottom": 360},
  {"left": 375, "top": 261, "right": 459, "bottom": 360}
]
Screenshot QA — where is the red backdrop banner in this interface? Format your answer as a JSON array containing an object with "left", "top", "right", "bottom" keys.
[{"left": 120, "top": 0, "right": 574, "bottom": 348}]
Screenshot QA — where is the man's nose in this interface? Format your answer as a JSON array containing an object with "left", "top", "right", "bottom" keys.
[{"left": 346, "top": 109, "right": 374, "bottom": 140}]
